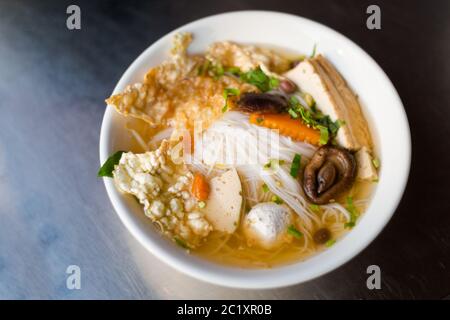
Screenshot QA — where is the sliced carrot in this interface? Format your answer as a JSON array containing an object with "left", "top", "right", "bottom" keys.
[
  {"left": 191, "top": 173, "right": 210, "bottom": 201},
  {"left": 249, "top": 113, "right": 321, "bottom": 145}
]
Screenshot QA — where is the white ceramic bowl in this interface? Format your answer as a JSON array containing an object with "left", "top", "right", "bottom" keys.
[{"left": 100, "top": 11, "right": 411, "bottom": 289}]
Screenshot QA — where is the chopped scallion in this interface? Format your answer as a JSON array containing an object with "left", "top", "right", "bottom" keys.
[
  {"left": 287, "top": 225, "right": 303, "bottom": 239},
  {"left": 271, "top": 195, "right": 283, "bottom": 204},
  {"left": 289, "top": 153, "right": 302, "bottom": 178},
  {"left": 325, "top": 239, "right": 336, "bottom": 247}
]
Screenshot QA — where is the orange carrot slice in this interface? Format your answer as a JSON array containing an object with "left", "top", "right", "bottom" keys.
[
  {"left": 191, "top": 173, "right": 210, "bottom": 201},
  {"left": 249, "top": 113, "right": 321, "bottom": 145}
]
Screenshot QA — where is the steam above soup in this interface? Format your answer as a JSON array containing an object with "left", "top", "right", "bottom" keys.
[{"left": 99, "top": 33, "right": 379, "bottom": 268}]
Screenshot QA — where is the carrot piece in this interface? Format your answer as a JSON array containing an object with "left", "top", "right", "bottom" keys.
[
  {"left": 249, "top": 113, "right": 321, "bottom": 145},
  {"left": 191, "top": 173, "right": 210, "bottom": 201}
]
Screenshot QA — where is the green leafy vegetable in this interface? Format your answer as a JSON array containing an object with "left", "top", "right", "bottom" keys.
[
  {"left": 318, "top": 125, "right": 329, "bottom": 145},
  {"left": 310, "top": 44, "right": 317, "bottom": 58},
  {"left": 222, "top": 87, "right": 240, "bottom": 112},
  {"left": 271, "top": 195, "right": 283, "bottom": 204},
  {"left": 225, "top": 66, "right": 241, "bottom": 75},
  {"left": 290, "top": 154, "right": 302, "bottom": 178},
  {"left": 288, "top": 96, "right": 343, "bottom": 145},
  {"left": 309, "top": 204, "right": 320, "bottom": 212},
  {"left": 325, "top": 239, "right": 336, "bottom": 247},
  {"left": 240, "top": 67, "right": 279, "bottom": 92},
  {"left": 197, "top": 60, "right": 211, "bottom": 76},
  {"left": 344, "top": 196, "right": 359, "bottom": 228},
  {"left": 263, "top": 159, "right": 284, "bottom": 170},
  {"left": 287, "top": 225, "right": 303, "bottom": 239},
  {"left": 211, "top": 63, "right": 224, "bottom": 79},
  {"left": 303, "top": 93, "right": 315, "bottom": 108},
  {"left": 98, "top": 151, "right": 125, "bottom": 178},
  {"left": 174, "top": 237, "right": 189, "bottom": 249},
  {"left": 372, "top": 157, "right": 380, "bottom": 169},
  {"left": 198, "top": 201, "right": 206, "bottom": 209},
  {"left": 288, "top": 108, "right": 299, "bottom": 119}
]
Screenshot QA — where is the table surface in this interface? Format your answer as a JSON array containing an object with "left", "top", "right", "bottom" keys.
[{"left": 1, "top": 0, "right": 449, "bottom": 299}]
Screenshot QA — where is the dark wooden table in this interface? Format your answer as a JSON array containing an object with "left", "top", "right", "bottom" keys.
[{"left": 0, "top": 0, "right": 449, "bottom": 299}]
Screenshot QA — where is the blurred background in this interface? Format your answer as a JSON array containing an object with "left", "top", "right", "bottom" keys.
[{"left": 0, "top": 0, "right": 449, "bottom": 299}]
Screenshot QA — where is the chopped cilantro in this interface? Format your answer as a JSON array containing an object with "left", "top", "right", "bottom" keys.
[
  {"left": 288, "top": 96, "right": 343, "bottom": 144},
  {"left": 240, "top": 67, "right": 279, "bottom": 92},
  {"left": 225, "top": 66, "right": 241, "bottom": 76},
  {"left": 222, "top": 87, "right": 240, "bottom": 112},
  {"left": 309, "top": 204, "right": 320, "bottom": 212},
  {"left": 262, "top": 184, "right": 269, "bottom": 193}
]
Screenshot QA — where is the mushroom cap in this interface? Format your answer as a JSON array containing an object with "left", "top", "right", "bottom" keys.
[
  {"left": 236, "top": 92, "right": 288, "bottom": 114},
  {"left": 303, "top": 146, "right": 356, "bottom": 204},
  {"left": 243, "top": 202, "right": 293, "bottom": 249}
]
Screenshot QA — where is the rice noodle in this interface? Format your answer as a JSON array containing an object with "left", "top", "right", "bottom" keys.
[
  {"left": 148, "top": 127, "right": 174, "bottom": 149},
  {"left": 129, "top": 129, "right": 150, "bottom": 152},
  {"left": 193, "top": 111, "right": 323, "bottom": 233}
]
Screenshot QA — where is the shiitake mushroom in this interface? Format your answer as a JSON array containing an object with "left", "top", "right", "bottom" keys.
[
  {"left": 236, "top": 92, "right": 288, "bottom": 114},
  {"left": 313, "top": 228, "right": 331, "bottom": 244},
  {"left": 303, "top": 146, "right": 356, "bottom": 205}
]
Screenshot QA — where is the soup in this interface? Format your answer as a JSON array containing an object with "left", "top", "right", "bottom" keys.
[{"left": 99, "top": 33, "right": 379, "bottom": 268}]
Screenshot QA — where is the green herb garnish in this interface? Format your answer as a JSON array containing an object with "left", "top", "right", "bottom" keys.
[
  {"left": 325, "top": 239, "right": 336, "bottom": 247},
  {"left": 318, "top": 125, "right": 329, "bottom": 145},
  {"left": 290, "top": 153, "right": 302, "bottom": 178},
  {"left": 310, "top": 44, "right": 317, "bottom": 58},
  {"left": 197, "top": 60, "right": 211, "bottom": 76},
  {"left": 98, "top": 151, "right": 125, "bottom": 178},
  {"left": 198, "top": 201, "right": 206, "bottom": 209},
  {"left": 256, "top": 117, "right": 264, "bottom": 124},
  {"left": 303, "top": 93, "right": 315, "bottom": 108},
  {"left": 288, "top": 108, "right": 299, "bottom": 119},
  {"left": 344, "top": 196, "right": 359, "bottom": 228},
  {"left": 222, "top": 87, "right": 240, "bottom": 112},
  {"left": 287, "top": 225, "right": 303, "bottom": 239},
  {"left": 288, "top": 96, "right": 343, "bottom": 144},
  {"left": 263, "top": 159, "right": 284, "bottom": 170},
  {"left": 372, "top": 157, "right": 380, "bottom": 169},
  {"left": 309, "top": 204, "right": 320, "bottom": 212},
  {"left": 262, "top": 184, "right": 269, "bottom": 193},
  {"left": 174, "top": 237, "right": 189, "bottom": 249},
  {"left": 225, "top": 66, "right": 241, "bottom": 76},
  {"left": 212, "top": 63, "right": 224, "bottom": 79},
  {"left": 240, "top": 67, "right": 279, "bottom": 92},
  {"left": 271, "top": 195, "right": 283, "bottom": 204}
]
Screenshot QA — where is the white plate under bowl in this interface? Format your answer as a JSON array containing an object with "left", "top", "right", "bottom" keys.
[{"left": 100, "top": 11, "right": 411, "bottom": 289}]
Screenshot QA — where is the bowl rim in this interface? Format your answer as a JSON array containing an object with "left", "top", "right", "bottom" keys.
[{"left": 99, "top": 10, "right": 411, "bottom": 289}]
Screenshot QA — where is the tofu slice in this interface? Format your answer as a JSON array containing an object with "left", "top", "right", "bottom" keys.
[
  {"left": 202, "top": 168, "right": 243, "bottom": 233},
  {"left": 355, "top": 147, "right": 378, "bottom": 181},
  {"left": 284, "top": 55, "right": 373, "bottom": 151}
]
